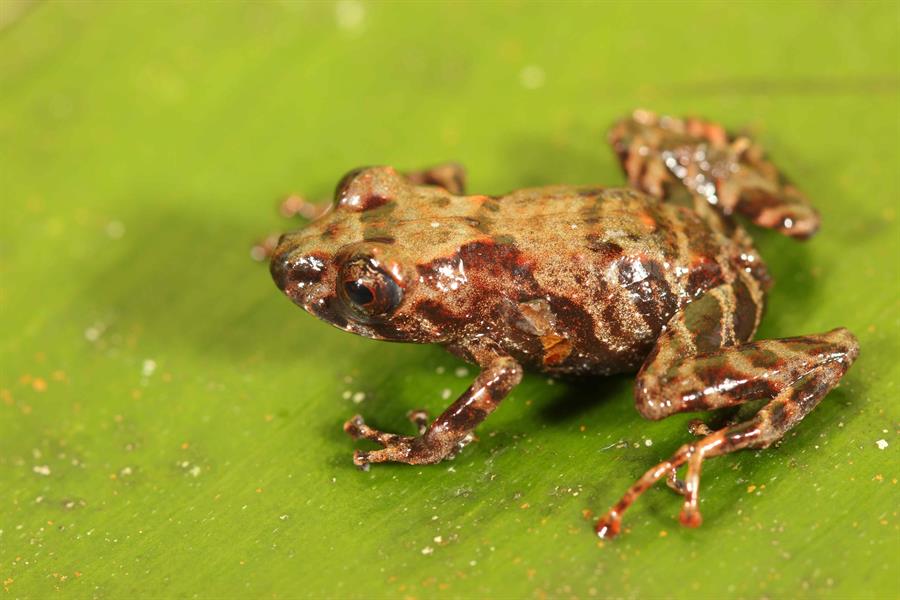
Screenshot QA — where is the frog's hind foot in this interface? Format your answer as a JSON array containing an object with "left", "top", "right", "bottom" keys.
[
  {"left": 608, "top": 110, "right": 820, "bottom": 239},
  {"left": 686, "top": 419, "right": 713, "bottom": 437}
]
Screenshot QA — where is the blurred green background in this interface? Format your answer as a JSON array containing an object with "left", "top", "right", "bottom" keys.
[{"left": 2, "top": 1, "right": 898, "bottom": 598}]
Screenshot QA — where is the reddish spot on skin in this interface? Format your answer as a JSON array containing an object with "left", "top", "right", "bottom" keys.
[
  {"left": 637, "top": 210, "right": 657, "bottom": 231},
  {"left": 585, "top": 237, "right": 623, "bottom": 260},
  {"left": 686, "top": 258, "right": 725, "bottom": 299},
  {"left": 322, "top": 222, "right": 342, "bottom": 239},
  {"left": 414, "top": 299, "right": 459, "bottom": 330},
  {"left": 360, "top": 195, "right": 391, "bottom": 211}
]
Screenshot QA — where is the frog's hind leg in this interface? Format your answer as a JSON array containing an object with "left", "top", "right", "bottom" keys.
[
  {"left": 608, "top": 110, "right": 820, "bottom": 238},
  {"left": 594, "top": 279, "right": 859, "bottom": 538}
]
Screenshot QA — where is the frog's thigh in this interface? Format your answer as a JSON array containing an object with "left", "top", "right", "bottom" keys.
[{"left": 633, "top": 278, "right": 858, "bottom": 421}]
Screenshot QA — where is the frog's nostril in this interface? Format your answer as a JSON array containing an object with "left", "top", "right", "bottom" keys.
[
  {"left": 269, "top": 247, "right": 329, "bottom": 298},
  {"left": 269, "top": 247, "right": 293, "bottom": 291}
]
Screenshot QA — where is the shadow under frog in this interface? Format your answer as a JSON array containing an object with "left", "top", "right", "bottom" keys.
[{"left": 269, "top": 111, "right": 860, "bottom": 539}]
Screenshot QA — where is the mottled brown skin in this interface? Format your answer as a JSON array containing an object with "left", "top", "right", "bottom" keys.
[{"left": 269, "top": 111, "right": 859, "bottom": 539}]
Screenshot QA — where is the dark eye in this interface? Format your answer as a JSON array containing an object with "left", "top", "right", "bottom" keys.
[
  {"left": 338, "top": 258, "right": 403, "bottom": 319},
  {"left": 343, "top": 280, "right": 374, "bottom": 306}
]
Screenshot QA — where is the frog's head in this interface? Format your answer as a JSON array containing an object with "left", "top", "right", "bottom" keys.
[{"left": 270, "top": 166, "right": 467, "bottom": 343}]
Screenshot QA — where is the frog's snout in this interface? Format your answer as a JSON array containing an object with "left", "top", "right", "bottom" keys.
[
  {"left": 269, "top": 241, "right": 330, "bottom": 306},
  {"left": 269, "top": 242, "right": 294, "bottom": 291}
]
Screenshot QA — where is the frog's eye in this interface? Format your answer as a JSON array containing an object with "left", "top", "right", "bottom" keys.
[{"left": 338, "top": 257, "right": 403, "bottom": 319}]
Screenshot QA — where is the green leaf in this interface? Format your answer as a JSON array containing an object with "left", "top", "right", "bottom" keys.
[{"left": 1, "top": 2, "right": 897, "bottom": 598}]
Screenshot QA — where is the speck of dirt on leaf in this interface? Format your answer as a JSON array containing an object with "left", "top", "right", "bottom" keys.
[
  {"left": 335, "top": 0, "right": 365, "bottom": 31},
  {"left": 519, "top": 65, "right": 546, "bottom": 89},
  {"left": 105, "top": 220, "right": 125, "bottom": 239},
  {"left": 141, "top": 359, "right": 157, "bottom": 378}
]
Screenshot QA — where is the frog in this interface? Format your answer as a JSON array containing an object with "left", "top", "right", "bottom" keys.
[{"left": 268, "top": 110, "right": 859, "bottom": 539}]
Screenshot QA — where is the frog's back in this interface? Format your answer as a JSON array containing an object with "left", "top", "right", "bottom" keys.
[{"left": 476, "top": 186, "right": 746, "bottom": 375}]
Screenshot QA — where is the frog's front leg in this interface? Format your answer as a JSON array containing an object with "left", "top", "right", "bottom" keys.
[
  {"left": 595, "top": 277, "right": 859, "bottom": 538},
  {"left": 403, "top": 162, "right": 466, "bottom": 195},
  {"left": 344, "top": 352, "right": 522, "bottom": 468}
]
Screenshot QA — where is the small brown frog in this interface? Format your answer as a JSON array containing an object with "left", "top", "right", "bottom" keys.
[{"left": 269, "top": 110, "right": 858, "bottom": 538}]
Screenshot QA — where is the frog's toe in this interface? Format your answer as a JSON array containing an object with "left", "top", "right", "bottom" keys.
[
  {"left": 687, "top": 419, "right": 713, "bottom": 437},
  {"left": 406, "top": 409, "right": 430, "bottom": 435},
  {"left": 679, "top": 508, "right": 703, "bottom": 528},
  {"left": 343, "top": 415, "right": 369, "bottom": 440},
  {"left": 352, "top": 450, "right": 372, "bottom": 471},
  {"left": 594, "top": 510, "right": 623, "bottom": 539}
]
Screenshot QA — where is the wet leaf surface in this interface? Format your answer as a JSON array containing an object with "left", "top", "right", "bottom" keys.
[{"left": 1, "top": 2, "right": 897, "bottom": 598}]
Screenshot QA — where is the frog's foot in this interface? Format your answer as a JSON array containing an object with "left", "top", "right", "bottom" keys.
[
  {"left": 343, "top": 412, "right": 463, "bottom": 469},
  {"left": 343, "top": 413, "right": 480, "bottom": 469},
  {"left": 250, "top": 234, "right": 281, "bottom": 262},
  {"left": 595, "top": 444, "right": 694, "bottom": 539},
  {"left": 343, "top": 354, "right": 522, "bottom": 470},
  {"left": 343, "top": 414, "right": 415, "bottom": 470}
]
